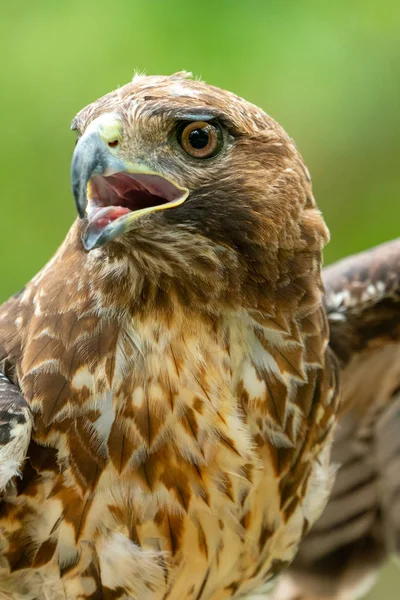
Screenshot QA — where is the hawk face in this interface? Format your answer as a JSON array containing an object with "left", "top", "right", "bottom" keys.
[{"left": 71, "top": 72, "right": 329, "bottom": 310}]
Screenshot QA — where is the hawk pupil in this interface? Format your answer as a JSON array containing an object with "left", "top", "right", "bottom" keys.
[{"left": 189, "top": 128, "right": 209, "bottom": 149}]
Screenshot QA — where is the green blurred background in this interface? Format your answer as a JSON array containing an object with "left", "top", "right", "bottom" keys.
[{"left": 0, "top": 0, "right": 399, "bottom": 596}]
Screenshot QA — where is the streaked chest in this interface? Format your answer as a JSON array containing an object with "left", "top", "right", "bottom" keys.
[{"left": 1, "top": 311, "right": 334, "bottom": 599}]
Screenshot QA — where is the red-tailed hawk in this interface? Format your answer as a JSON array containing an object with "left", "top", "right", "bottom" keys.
[{"left": 0, "top": 72, "right": 397, "bottom": 600}]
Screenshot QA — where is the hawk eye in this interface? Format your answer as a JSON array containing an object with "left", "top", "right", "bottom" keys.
[{"left": 178, "top": 121, "right": 222, "bottom": 158}]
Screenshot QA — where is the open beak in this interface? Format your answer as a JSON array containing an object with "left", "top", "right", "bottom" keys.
[{"left": 71, "top": 128, "right": 189, "bottom": 251}]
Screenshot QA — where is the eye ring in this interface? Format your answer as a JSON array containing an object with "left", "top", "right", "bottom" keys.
[{"left": 177, "top": 121, "right": 222, "bottom": 159}]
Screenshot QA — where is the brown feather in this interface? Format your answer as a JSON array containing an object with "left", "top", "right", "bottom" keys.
[{"left": 274, "top": 238, "right": 400, "bottom": 600}]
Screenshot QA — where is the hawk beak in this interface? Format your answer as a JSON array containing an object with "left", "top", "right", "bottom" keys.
[
  {"left": 71, "top": 130, "right": 124, "bottom": 219},
  {"left": 71, "top": 123, "right": 189, "bottom": 251}
]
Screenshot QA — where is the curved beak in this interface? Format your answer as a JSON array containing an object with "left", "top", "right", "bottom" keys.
[
  {"left": 71, "top": 131, "right": 125, "bottom": 218},
  {"left": 70, "top": 118, "right": 189, "bottom": 251}
]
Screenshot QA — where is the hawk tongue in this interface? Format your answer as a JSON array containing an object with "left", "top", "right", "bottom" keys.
[
  {"left": 88, "top": 205, "right": 131, "bottom": 229},
  {"left": 83, "top": 205, "right": 131, "bottom": 250}
]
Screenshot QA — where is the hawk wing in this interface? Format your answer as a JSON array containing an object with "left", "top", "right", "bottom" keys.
[
  {"left": 0, "top": 371, "right": 32, "bottom": 491},
  {"left": 273, "top": 239, "right": 400, "bottom": 599},
  {"left": 0, "top": 292, "right": 32, "bottom": 492}
]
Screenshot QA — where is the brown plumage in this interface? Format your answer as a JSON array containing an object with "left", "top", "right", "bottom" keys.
[
  {"left": 0, "top": 72, "right": 395, "bottom": 600},
  {"left": 273, "top": 240, "right": 400, "bottom": 600}
]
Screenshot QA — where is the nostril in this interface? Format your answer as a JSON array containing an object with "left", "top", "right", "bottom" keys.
[{"left": 108, "top": 140, "right": 119, "bottom": 148}]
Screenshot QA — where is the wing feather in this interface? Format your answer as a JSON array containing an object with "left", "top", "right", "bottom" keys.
[
  {"left": 0, "top": 372, "right": 32, "bottom": 490},
  {"left": 273, "top": 239, "right": 400, "bottom": 599}
]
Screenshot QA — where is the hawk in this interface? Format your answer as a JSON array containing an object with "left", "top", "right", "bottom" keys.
[{"left": 0, "top": 72, "right": 397, "bottom": 600}]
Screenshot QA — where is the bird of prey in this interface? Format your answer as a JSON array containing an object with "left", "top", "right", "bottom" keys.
[{"left": 0, "top": 72, "right": 397, "bottom": 600}]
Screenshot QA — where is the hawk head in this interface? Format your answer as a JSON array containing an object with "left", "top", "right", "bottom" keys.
[{"left": 71, "top": 72, "right": 329, "bottom": 311}]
